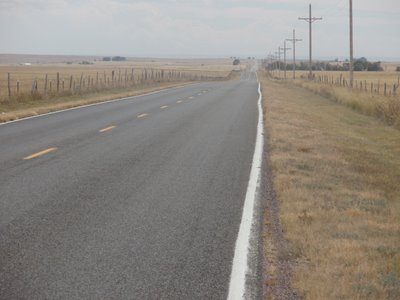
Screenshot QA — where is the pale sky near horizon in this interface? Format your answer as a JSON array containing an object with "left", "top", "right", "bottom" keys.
[{"left": 0, "top": 0, "right": 399, "bottom": 60}]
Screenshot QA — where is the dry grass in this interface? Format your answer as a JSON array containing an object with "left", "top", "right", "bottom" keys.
[
  {"left": 0, "top": 59, "right": 242, "bottom": 122},
  {"left": 0, "top": 59, "right": 241, "bottom": 100},
  {"left": 0, "top": 82, "right": 190, "bottom": 123},
  {"left": 297, "top": 80, "right": 400, "bottom": 128},
  {"left": 295, "top": 70, "right": 400, "bottom": 83},
  {"left": 270, "top": 69, "right": 400, "bottom": 128},
  {"left": 261, "top": 72, "right": 400, "bottom": 299}
]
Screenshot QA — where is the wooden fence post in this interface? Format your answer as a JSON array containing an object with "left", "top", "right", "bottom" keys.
[
  {"left": 44, "top": 74, "right": 48, "bottom": 95},
  {"left": 56, "top": 72, "right": 60, "bottom": 93},
  {"left": 31, "top": 79, "right": 38, "bottom": 95},
  {"left": 125, "top": 69, "right": 127, "bottom": 86},
  {"left": 7, "top": 73, "right": 11, "bottom": 98},
  {"left": 384, "top": 83, "right": 387, "bottom": 96},
  {"left": 79, "top": 73, "right": 83, "bottom": 91},
  {"left": 96, "top": 72, "right": 99, "bottom": 88},
  {"left": 69, "top": 75, "right": 73, "bottom": 90}
]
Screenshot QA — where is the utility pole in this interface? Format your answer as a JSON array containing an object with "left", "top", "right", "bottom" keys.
[
  {"left": 267, "top": 53, "right": 274, "bottom": 76},
  {"left": 273, "top": 54, "right": 278, "bottom": 76},
  {"left": 282, "top": 41, "right": 291, "bottom": 79},
  {"left": 349, "top": 0, "right": 354, "bottom": 87},
  {"left": 286, "top": 29, "right": 302, "bottom": 79},
  {"left": 299, "top": 3, "right": 322, "bottom": 79},
  {"left": 275, "top": 47, "right": 284, "bottom": 78}
]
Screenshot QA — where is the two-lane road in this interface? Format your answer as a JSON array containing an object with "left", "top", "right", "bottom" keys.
[{"left": 0, "top": 73, "right": 261, "bottom": 299}]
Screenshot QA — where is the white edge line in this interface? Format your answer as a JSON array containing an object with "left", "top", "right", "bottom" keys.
[
  {"left": 0, "top": 83, "right": 202, "bottom": 126},
  {"left": 227, "top": 81, "right": 264, "bottom": 300}
]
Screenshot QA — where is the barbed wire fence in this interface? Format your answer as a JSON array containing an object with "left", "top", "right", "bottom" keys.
[
  {"left": 264, "top": 64, "right": 400, "bottom": 97},
  {"left": 0, "top": 68, "right": 228, "bottom": 102}
]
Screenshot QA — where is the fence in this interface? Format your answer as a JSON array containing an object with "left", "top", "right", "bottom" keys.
[
  {"left": 1, "top": 68, "right": 227, "bottom": 102},
  {"left": 310, "top": 73, "right": 400, "bottom": 97},
  {"left": 266, "top": 67, "right": 400, "bottom": 97}
]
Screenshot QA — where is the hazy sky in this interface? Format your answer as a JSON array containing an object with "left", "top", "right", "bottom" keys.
[{"left": 0, "top": 0, "right": 399, "bottom": 60}]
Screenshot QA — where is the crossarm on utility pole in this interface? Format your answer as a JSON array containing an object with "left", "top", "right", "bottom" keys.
[
  {"left": 282, "top": 41, "right": 291, "bottom": 79},
  {"left": 299, "top": 3, "right": 322, "bottom": 79},
  {"left": 286, "top": 29, "right": 302, "bottom": 79}
]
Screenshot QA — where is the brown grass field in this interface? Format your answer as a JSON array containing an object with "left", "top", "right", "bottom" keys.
[
  {"left": 271, "top": 60, "right": 400, "bottom": 85},
  {"left": 0, "top": 57, "right": 242, "bottom": 122},
  {"left": 0, "top": 59, "right": 238, "bottom": 99},
  {"left": 261, "top": 71, "right": 400, "bottom": 299},
  {"left": 270, "top": 67, "right": 400, "bottom": 129}
]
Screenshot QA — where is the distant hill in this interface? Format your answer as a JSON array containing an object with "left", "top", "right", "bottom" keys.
[{"left": 0, "top": 54, "right": 104, "bottom": 65}]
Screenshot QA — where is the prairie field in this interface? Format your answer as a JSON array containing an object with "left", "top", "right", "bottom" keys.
[
  {"left": 261, "top": 72, "right": 400, "bottom": 299},
  {"left": 273, "top": 68, "right": 400, "bottom": 84},
  {"left": 0, "top": 57, "right": 241, "bottom": 122},
  {"left": 270, "top": 66, "right": 400, "bottom": 128},
  {"left": 0, "top": 59, "right": 238, "bottom": 100},
  {"left": 297, "top": 69, "right": 400, "bottom": 86}
]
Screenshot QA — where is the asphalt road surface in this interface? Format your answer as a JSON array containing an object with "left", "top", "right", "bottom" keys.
[{"left": 0, "top": 72, "right": 260, "bottom": 299}]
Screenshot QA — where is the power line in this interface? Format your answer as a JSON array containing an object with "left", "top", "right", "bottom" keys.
[
  {"left": 318, "top": 0, "right": 346, "bottom": 17},
  {"left": 275, "top": 47, "right": 285, "bottom": 78},
  {"left": 349, "top": 0, "right": 354, "bottom": 87},
  {"left": 299, "top": 3, "right": 323, "bottom": 79},
  {"left": 282, "top": 41, "right": 291, "bottom": 79},
  {"left": 286, "top": 29, "right": 302, "bottom": 79}
]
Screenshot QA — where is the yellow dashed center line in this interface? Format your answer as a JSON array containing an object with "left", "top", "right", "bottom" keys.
[
  {"left": 24, "top": 147, "right": 58, "bottom": 160},
  {"left": 99, "top": 125, "right": 116, "bottom": 133},
  {"left": 160, "top": 105, "right": 169, "bottom": 109},
  {"left": 137, "top": 113, "right": 149, "bottom": 118},
  {"left": 188, "top": 96, "right": 194, "bottom": 99},
  {"left": 176, "top": 100, "right": 183, "bottom": 103}
]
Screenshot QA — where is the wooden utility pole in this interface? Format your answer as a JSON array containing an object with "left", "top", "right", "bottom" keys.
[
  {"left": 282, "top": 41, "right": 291, "bottom": 80},
  {"left": 275, "top": 47, "right": 284, "bottom": 78},
  {"left": 286, "top": 29, "right": 302, "bottom": 79},
  {"left": 349, "top": 0, "right": 354, "bottom": 87},
  {"left": 299, "top": 3, "right": 322, "bottom": 79}
]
